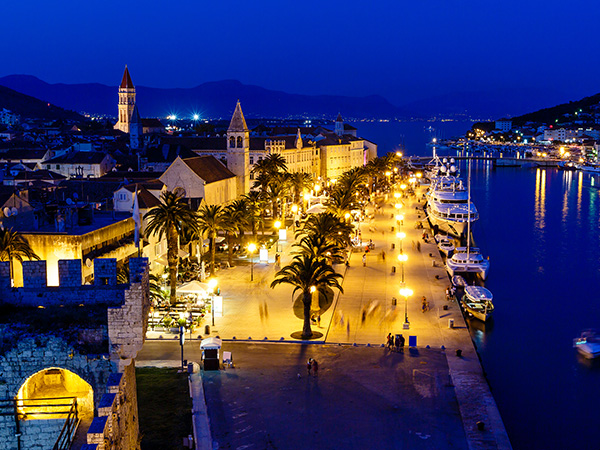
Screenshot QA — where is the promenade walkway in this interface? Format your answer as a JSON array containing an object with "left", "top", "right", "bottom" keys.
[{"left": 143, "top": 185, "right": 512, "bottom": 450}]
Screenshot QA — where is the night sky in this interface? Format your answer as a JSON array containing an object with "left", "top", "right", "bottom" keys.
[{"left": 3, "top": 0, "right": 599, "bottom": 105}]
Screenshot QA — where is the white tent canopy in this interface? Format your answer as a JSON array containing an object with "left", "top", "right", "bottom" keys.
[
  {"left": 306, "top": 203, "right": 327, "bottom": 214},
  {"left": 178, "top": 280, "right": 210, "bottom": 295},
  {"left": 200, "top": 337, "right": 222, "bottom": 350}
]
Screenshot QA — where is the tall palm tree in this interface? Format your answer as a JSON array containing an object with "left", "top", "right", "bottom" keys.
[
  {"left": 197, "top": 204, "right": 225, "bottom": 275},
  {"left": 288, "top": 172, "right": 313, "bottom": 205},
  {"left": 0, "top": 228, "right": 40, "bottom": 285},
  {"left": 271, "top": 254, "right": 343, "bottom": 339},
  {"left": 243, "top": 191, "right": 266, "bottom": 238},
  {"left": 144, "top": 190, "right": 198, "bottom": 304},
  {"left": 251, "top": 153, "right": 288, "bottom": 177},
  {"left": 293, "top": 233, "right": 344, "bottom": 265},
  {"left": 221, "top": 201, "right": 249, "bottom": 267},
  {"left": 300, "top": 212, "right": 354, "bottom": 249}
]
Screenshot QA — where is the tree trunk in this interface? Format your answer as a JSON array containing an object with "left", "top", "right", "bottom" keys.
[
  {"left": 210, "top": 231, "right": 216, "bottom": 276},
  {"left": 302, "top": 291, "right": 313, "bottom": 339},
  {"left": 226, "top": 231, "right": 233, "bottom": 266},
  {"left": 167, "top": 225, "right": 178, "bottom": 305}
]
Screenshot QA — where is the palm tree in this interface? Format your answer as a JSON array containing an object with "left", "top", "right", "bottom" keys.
[
  {"left": 243, "top": 191, "right": 266, "bottom": 238},
  {"left": 0, "top": 228, "right": 40, "bottom": 285},
  {"left": 144, "top": 190, "right": 198, "bottom": 304},
  {"left": 288, "top": 172, "right": 313, "bottom": 205},
  {"left": 293, "top": 233, "right": 344, "bottom": 265},
  {"left": 221, "top": 201, "right": 249, "bottom": 267},
  {"left": 271, "top": 254, "right": 343, "bottom": 339},
  {"left": 197, "top": 204, "right": 225, "bottom": 275},
  {"left": 300, "top": 212, "right": 354, "bottom": 249},
  {"left": 251, "top": 153, "right": 288, "bottom": 177}
]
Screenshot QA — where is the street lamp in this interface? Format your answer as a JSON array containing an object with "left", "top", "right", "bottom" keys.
[
  {"left": 397, "top": 253, "right": 408, "bottom": 284},
  {"left": 248, "top": 243, "right": 256, "bottom": 281},
  {"left": 208, "top": 278, "right": 218, "bottom": 327},
  {"left": 399, "top": 287, "right": 413, "bottom": 329},
  {"left": 396, "top": 231, "right": 406, "bottom": 252},
  {"left": 274, "top": 220, "right": 281, "bottom": 252}
]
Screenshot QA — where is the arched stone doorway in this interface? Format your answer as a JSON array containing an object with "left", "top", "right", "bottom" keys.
[{"left": 16, "top": 367, "right": 94, "bottom": 420}]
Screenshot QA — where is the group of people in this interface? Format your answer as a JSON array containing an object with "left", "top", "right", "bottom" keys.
[
  {"left": 445, "top": 286, "right": 457, "bottom": 301},
  {"left": 421, "top": 296, "right": 429, "bottom": 312},
  {"left": 386, "top": 333, "right": 405, "bottom": 352}
]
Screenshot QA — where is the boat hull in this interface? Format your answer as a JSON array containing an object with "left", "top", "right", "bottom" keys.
[
  {"left": 427, "top": 212, "right": 469, "bottom": 237},
  {"left": 446, "top": 260, "right": 490, "bottom": 280}
]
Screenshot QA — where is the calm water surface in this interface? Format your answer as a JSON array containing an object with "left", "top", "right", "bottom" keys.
[{"left": 357, "top": 121, "right": 600, "bottom": 450}]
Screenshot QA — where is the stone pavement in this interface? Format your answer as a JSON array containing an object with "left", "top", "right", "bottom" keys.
[{"left": 143, "top": 185, "right": 512, "bottom": 450}]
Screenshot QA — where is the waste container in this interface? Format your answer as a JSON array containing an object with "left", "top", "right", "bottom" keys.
[
  {"left": 204, "top": 325, "right": 210, "bottom": 334},
  {"left": 392, "top": 266, "right": 396, "bottom": 273},
  {"left": 448, "top": 318, "right": 454, "bottom": 329}
]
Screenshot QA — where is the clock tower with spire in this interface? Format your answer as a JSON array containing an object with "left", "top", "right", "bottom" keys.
[{"left": 115, "top": 66, "right": 136, "bottom": 133}]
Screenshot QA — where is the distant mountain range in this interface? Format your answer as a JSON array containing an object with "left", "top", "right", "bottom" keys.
[
  {"left": 0, "top": 74, "right": 591, "bottom": 121},
  {"left": 0, "top": 84, "right": 82, "bottom": 121},
  {"left": 0, "top": 75, "right": 405, "bottom": 120}
]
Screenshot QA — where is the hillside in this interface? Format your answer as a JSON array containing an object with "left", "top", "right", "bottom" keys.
[
  {"left": 511, "top": 92, "right": 600, "bottom": 126},
  {"left": 0, "top": 83, "right": 83, "bottom": 121},
  {"left": 0, "top": 75, "right": 406, "bottom": 120}
]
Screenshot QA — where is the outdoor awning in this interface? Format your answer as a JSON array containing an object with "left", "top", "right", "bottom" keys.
[
  {"left": 306, "top": 203, "right": 327, "bottom": 214},
  {"left": 159, "top": 248, "right": 190, "bottom": 260},
  {"left": 200, "top": 337, "right": 222, "bottom": 350},
  {"left": 178, "top": 280, "right": 210, "bottom": 295}
]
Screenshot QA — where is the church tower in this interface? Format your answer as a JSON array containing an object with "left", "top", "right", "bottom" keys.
[
  {"left": 226, "top": 101, "right": 250, "bottom": 196},
  {"left": 295, "top": 128, "right": 303, "bottom": 149},
  {"left": 129, "top": 104, "right": 144, "bottom": 150},
  {"left": 115, "top": 66, "right": 136, "bottom": 133},
  {"left": 335, "top": 113, "right": 344, "bottom": 136}
]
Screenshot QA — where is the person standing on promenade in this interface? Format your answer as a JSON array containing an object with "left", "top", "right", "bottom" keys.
[
  {"left": 312, "top": 359, "right": 319, "bottom": 376},
  {"left": 399, "top": 334, "right": 405, "bottom": 350},
  {"left": 307, "top": 358, "right": 313, "bottom": 375},
  {"left": 386, "top": 333, "right": 393, "bottom": 349},
  {"left": 422, "top": 296, "right": 428, "bottom": 312},
  {"left": 362, "top": 253, "right": 367, "bottom": 267}
]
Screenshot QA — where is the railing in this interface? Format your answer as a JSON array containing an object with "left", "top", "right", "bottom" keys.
[
  {"left": 52, "top": 398, "right": 79, "bottom": 450},
  {"left": 0, "top": 396, "right": 79, "bottom": 450}
]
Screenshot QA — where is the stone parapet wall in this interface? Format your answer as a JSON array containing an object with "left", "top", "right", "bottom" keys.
[{"left": 20, "top": 418, "right": 65, "bottom": 450}]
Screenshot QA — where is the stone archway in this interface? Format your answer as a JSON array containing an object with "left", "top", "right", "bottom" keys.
[{"left": 16, "top": 367, "right": 94, "bottom": 421}]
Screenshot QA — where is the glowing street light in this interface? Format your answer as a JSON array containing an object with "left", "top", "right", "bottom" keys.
[
  {"left": 399, "top": 287, "right": 413, "bottom": 328},
  {"left": 397, "top": 253, "right": 408, "bottom": 283},
  {"left": 396, "top": 231, "right": 406, "bottom": 252},
  {"left": 193, "top": 114, "right": 200, "bottom": 121},
  {"left": 208, "top": 278, "right": 218, "bottom": 326},
  {"left": 248, "top": 243, "right": 257, "bottom": 281},
  {"left": 274, "top": 220, "right": 282, "bottom": 252},
  {"left": 394, "top": 203, "right": 402, "bottom": 210}
]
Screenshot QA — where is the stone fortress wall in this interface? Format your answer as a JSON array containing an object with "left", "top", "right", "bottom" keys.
[{"left": 0, "top": 257, "right": 150, "bottom": 450}]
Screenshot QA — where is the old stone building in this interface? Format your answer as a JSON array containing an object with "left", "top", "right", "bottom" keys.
[{"left": 0, "top": 257, "right": 151, "bottom": 450}]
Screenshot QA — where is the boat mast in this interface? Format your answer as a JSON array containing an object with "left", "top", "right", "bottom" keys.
[{"left": 467, "top": 158, "right": 471, "bottom": 260}]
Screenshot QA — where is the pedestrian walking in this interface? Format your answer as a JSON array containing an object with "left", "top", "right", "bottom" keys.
[
  {"left": 394, "top": 334, "right": 400, "bottom": 350},
  {"left": 421, "top": 296, "right": 428, "bottom": 313},
  {"left": 307, "top": 358, "right": 313, "bottom": 375},
  {"left": 381, "top": 250, "right": 386, "bottom": 261},
  {"left": 317, "top": 315, "right": 321, "bottom": 327},
  {"left": 416, "top": 241, "right": 421, "bottom": 252},
  {"left": 362, "top": 253, "right": 367, "bottom": 267},
  {"left": 312, "top": 359, "right": 319, "bottom": 376},
  {"left": 386, "top": 333, "right": 393, "bottom": 349},
  {"left": 399, "top": 334, "right": 405, "bottom": 349}
]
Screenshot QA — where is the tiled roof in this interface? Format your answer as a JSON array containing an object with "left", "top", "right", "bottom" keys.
[
  {"left": 141, "top": 118, "right": 164, "bottom": 129},
  {"left": 182, "top": 155, "right": 235, "bottom": 183},
  {"left": 123, "top": 185, "right": 160, "bottom": 209},
  {"left": 44, "top": 151, "right": 109, "bottom": 165},
  {"left": 13, "top": 169, "right": 66, "bottom": 180},
  {"left": 0, "top": 149, "right": 48, "bottom": 161},
  {"left": 144, "top": 144, "right": 197, "bottom": 163},
  {"left": 161, "top": 137, "right": 226, "bottom": 151},
  {"left": 120, "top": 66, "right": 134, "bottom": 89}
]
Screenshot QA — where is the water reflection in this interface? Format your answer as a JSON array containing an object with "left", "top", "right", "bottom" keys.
[{"left": 534, "top": 168, "right": 546, "bottom": 230}]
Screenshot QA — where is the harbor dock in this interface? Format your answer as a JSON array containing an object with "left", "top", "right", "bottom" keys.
[{"left": 141, "top": 182, "right": 513, "bottom": 450}]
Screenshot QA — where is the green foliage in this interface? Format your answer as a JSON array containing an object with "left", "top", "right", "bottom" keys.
[{"left": 136, "top": 368, "right": 193, "bottom": 450}]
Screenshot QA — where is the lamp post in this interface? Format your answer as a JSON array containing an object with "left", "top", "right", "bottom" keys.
[
  {"left": 396, "top": 231, "right": 406, "bottom": 253},
  {"left": 291, "top": 204, "right": 298, "bottom": 233},
  {"left": 397, "top": 253, "right": 408, "bottom": 284},
  {"left": 400, "top": 287, "right": 413, "bottom": 329},
  {"left": 248, "top": 243, "right": 256, "bottom": 281},
  {"left": 208, "top": 278, "right": 218, "bottom": 327},
  {"left": 274, "top": 220, "right": 281, "bottom": 252}
]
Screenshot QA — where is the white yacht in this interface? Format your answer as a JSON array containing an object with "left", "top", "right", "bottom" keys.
[
  {"left": 461, "top": 286, "right": 494, "bottom": 322},
  {"left": 435, "top": 234, "right": 454, "bottom": 256},
  {"left": 426, "top": 176, "right": 479, "bottom": 237},
  {"left": 446, "top": 250, "right": 490, "bottom": 280}
]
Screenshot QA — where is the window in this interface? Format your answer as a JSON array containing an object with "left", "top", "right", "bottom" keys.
[
  {"left": 237, "top": 136, "right": 243, "bottom": 148},
  {"left": 250, "top": 157, "right": 254, "bottom": 165},
  {"left": 56, "top": 165, "right": 60, "bottom": 170},
  {"left": 229, "top": 137, "right": 235, "bottom": 148}
]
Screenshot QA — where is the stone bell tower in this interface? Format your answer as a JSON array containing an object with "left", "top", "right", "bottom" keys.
[
  {"left": 226, "top": 101, "right": 250, "bottom": 195},
  {"left": 115, "top": 66, "right": 136, "bottom": 133}
]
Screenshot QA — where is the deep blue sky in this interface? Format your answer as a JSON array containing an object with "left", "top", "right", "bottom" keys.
[{"left": 2, "top": 0, "right": 599, "bottom": 105}]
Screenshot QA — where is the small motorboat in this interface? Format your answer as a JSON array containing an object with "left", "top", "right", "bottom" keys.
[
  {"left": 435, "top": 234, "right": 455, "bottom": 256},
  {"left": 573, "top": 330, "right": 600, "bottom": 359},
  {"left": 461, "top": 286, "right": 494, "bottom": 322},
  {"left": 452, "top": 275, "right": 467, "bottom": 288}
]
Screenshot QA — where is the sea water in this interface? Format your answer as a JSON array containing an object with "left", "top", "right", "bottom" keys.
[{"left": 352, "top": 120, "right": 600, "bottom": 450}]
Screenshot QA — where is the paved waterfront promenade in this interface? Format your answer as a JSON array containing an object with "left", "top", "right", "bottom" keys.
[{"left": 143, "top": 186, "right": 512, "bottom": 450}]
